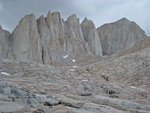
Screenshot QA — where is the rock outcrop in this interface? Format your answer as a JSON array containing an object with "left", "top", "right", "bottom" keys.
[
  {"left": 37, "top": 12, "right": 89, "bottom": 65},
  {"left": 11, "top": 14, "right": 43, "bottom": 63},
  {"left": 81, "top": 18, "right": 102, "bottom": 55},
  {"left": 64, "top": 14, "right": 89, "bottom": 55},
  {"left": 0, "top": 12, "right": 149, "bottom": 65},
  {"left": 0, "top": 26, "right": 12, "bottom": 59},
  {"left": 97, "top": 18, "right": 147, "bottom": 55}
]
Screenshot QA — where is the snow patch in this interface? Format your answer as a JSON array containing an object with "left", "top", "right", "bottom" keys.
[
  {"left": 129, "top": 86, "right": 136, "bottom": 89},
  {"left": 82, "top": 79, "right": 88, "bottom": 82},
  {"left": 72, "top": 59, "right": 76, "bottom": 62},
  {"left": 35, "top": 94, "right": 47, "bottom": 101},
  {"left": 1, "top": 72, "right": 10, "bottom": 76},
  {"left": 72, "top": 66, "right": 78, "bottom": 68},
  {"left": 70, "top": 69, "right": 75, "bottom": 71},
  {"left": 63, "top": 55, "right": 68, "bottom": 59}
]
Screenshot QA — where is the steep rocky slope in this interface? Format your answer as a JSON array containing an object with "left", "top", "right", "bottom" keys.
[
  {"left": 116, "top": 37, "right": 150, "bottom": 57},
  {"left": 97, "top": 18, "right": 147, "bottom": 55},
  {"left": 0, "top": 47, "right": 150, "bottom": 113}
]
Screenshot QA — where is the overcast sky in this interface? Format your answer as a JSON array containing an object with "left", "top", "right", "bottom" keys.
[{"left": 0, "top": 0, "right": 149, "bottom": 35}]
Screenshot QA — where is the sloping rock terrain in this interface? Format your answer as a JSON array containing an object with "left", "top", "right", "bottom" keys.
[{"left": 0, "top": 11, "right": 150, "bottom": 113}]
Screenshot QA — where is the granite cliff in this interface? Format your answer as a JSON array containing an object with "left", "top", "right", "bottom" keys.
[
  {"left": 0, "top": 11, "right": 150, "bottom": 113},
  {"left": 97, "top": 18, "right": 147, "bottom": 55},
  {"left": 0, "top": 25, "right": 12, "bottom": 59},
  {"left": 10, "top": 12, "right": 99, "bottom": 65},
  {"left": 0, "top": 12, "right": 148, "bottom": 65}
]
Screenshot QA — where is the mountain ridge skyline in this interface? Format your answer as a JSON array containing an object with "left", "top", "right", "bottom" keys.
[
  {"left": 0, "top": 0, "right": 149, "bottom": 35},
  {"left": 1, "top": 11, "right": 149, "bottom": 37}
]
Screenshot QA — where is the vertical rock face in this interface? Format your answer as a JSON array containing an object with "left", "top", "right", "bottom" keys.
[
  {"left": 37, "top": 15, "right": 52, "bottom": 64},
  {"left": 11, "top": 14, "right": 42, "bottom": 63},
  {"left": 0, "top": 25, "right": 12, "bottom": 59},
  {"left": 37, "top": 11, "right": 65, "bottom": 65},
  {"left": 81, "top": 18, "right": 102, "bottom": 56},
  {"left": 37, "top": 12, "right": 89, "bottom": 65},
  {"left": 65, "top": 14, "right": 84, "bottom": 41},
  {"left": 97, "top": 18, "right": 147, "bottom": 55},
  {"left": 0, "top": 12, "right": 148, "bottom": 65},
  {"left": 64, "top": 14, "right": 88, "bottom": 55}
]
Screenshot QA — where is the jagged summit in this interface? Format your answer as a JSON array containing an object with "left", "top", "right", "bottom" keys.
[
  {"left": 66, "top": 14, "right": 77, "bottom": 21},
  {"left": 81, "top": 17, "right": 93, "bottom": 26},
  {"left": 117, "top": 17, "right": 130, "bottom": 22},
  {"left": 81, "top": 17, "right": 102, "bottom": 55},
  {"left": 0, "top": 11, "right": 148, "bottom": 65},
  {"left": 82, "top": 17, "right": 88, "bottom": 21}
]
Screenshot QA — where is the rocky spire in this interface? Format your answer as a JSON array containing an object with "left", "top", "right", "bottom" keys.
[
  {"left": 37, "top": 12, "right": 65, "bottom": 65},
  {"left": 0, "top": 25, "right": 12, "bottom": 59},
  {"left": 65, "top": 14, "right": 84, "bottom": 41},
  {"left": 81, "top": 18, "right": 102, "bottom": 56},
  {"left": 37, "top": 15, "right": 52, "bottom": 64},
  {"left": 11, "top": 14, "right": 43, "bottom": 63}
]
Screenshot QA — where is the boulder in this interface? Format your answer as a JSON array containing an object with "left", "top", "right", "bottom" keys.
[
  {"left": 0, "top": 101, "right": 26, "bottom": 112},
  {"left": 92, "top": 95, "right": 150, "bottom": 111}
]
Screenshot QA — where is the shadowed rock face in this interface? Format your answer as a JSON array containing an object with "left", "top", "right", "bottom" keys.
[
  {"left": 97, "top": 18, "right": 147, "bottom": 55},
  {"left": 0, "top": 25, "right": 12, "bottom": 59}
]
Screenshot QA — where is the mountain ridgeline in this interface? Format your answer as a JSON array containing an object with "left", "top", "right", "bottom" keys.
[{"left": 0, "top": 11, "right": 148, "bottom": 65}]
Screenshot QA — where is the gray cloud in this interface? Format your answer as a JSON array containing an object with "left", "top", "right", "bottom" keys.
[{"left": 0, "top": 0, "right": 149, "bottom": 35}]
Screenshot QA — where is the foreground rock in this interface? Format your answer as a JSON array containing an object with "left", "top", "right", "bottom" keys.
[
  {"left": 0, "top": 101, "right": 26, "bottom": 112},
  {"left": 91, "top": 95, "right": 150, "bottom": 111},
  {"left": 0, "top": 58, "right": 150, "bottom": 113},
  {"left": 80, "top": 43, "right": 150, "bottom": 88}
]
